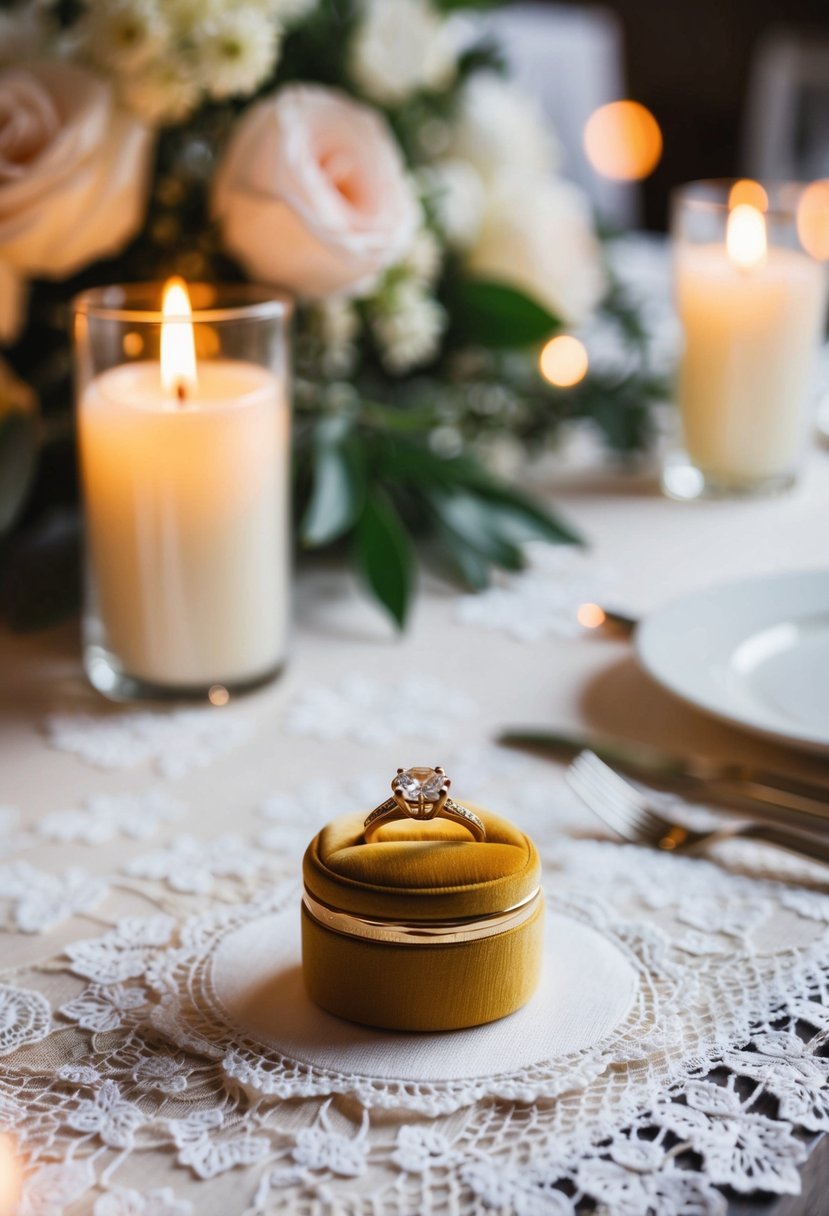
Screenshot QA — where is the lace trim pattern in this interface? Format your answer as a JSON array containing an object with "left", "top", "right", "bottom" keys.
[
  {"left": 46, "top": 708, "right": 256, "bottom": 777},
  {"left": 454, "top": 544, "right": 618, "bottom": 643},
  {"left": 2, "top": 837, "right": 829, "bottom": 1215}
]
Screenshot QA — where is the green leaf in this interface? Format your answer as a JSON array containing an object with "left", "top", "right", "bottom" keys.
[
  {"left": 0, "top": 509, "right": 81, "bottom": 632},
  {"left": 432, "top": 525, "right": 491, "bottom": 591},
  {"left": 450, "top": 279, "right": 561, "bottom": 348},
  {"left": 382, "top": 437, "right": 582, "bottom": 548},
  {"left": 424, "top": 488, "right": 526, "bottom": 572},
  {"left": 353, "top": 491, "right": 414, "bottom": 629},
  {"left": 0, "top": 409, "right": 37, "bottom": 535},
  {"left": 300, "top": 415, "right": 365, "bottom": 548},
  {"left": 380, "top": 439, "right": 460, "bottom": 488},
  {"left": 467, "top": 483, "right": 583, "bottom": 547}
]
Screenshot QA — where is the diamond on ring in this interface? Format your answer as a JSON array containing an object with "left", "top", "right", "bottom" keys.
[
  {"left": 391, "top": 766, "right": 449, "bottom": 818},
  {"left": 363, "top": 767, "right": 486, "bottom": 844}
]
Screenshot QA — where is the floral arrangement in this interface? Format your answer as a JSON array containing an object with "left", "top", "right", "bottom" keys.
[{"left": 0, "top": 0, "right": 664, "bottom": 628}]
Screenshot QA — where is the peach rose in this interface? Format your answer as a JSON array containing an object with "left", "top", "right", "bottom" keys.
[
  {"left": 0, "top": 61, "right": 153, "bottom": 342},
  {"left": 212, "top": 84, "right": 420, "bottom": 298}
]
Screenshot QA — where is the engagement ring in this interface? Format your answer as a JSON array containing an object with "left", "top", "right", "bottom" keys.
[{"left": 363, "top": 767, "right": 487, "bottom": 844}]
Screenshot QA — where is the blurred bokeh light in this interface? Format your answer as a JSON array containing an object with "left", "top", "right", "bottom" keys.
[
  {"left": 540, "top": 336, "right": 589, "bottom": 387},
  {"left": 797, "top": 180, "right": 829, "bottom": 260},
  {"left": 577, "top": 602, "right": 607, "bottom": 629},
  {"left": 583, "top": 100, "right": 663, "bottom": 182},
  {"left": 728, "top": 179, "right": 769, "bottom": 211}
]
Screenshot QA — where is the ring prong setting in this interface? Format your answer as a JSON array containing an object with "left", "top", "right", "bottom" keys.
[{"left": 365, "top": 767, "right": 486, "bottom": 843}]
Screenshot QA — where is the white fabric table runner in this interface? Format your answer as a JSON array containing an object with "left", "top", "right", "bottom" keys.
[{"left": 3, "top": 438, "right": 829, "bottom": 1215}]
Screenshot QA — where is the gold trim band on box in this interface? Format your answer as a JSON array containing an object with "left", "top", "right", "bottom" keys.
[{"left": 302, "top": 887, "right": 542, "bottom": 947}]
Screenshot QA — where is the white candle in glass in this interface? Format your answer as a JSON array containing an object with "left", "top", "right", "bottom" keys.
[
  {"left": 676, "top": 200, "right": 827, "bottom": 488},
  {"left": 78, "top": 280, "right": 290, "bottom": 691}
]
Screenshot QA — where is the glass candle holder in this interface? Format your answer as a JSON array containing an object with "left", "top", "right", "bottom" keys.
[
  {"left": 663, "top": 180, "right": 828, "bottom": 500},
  {"left": 73, "top": 282, "right": 292, "bottom": 702}
]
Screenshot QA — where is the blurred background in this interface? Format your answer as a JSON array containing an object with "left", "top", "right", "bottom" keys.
[{"left": 490, "top": 0, "right": 829, "bottom": 231}]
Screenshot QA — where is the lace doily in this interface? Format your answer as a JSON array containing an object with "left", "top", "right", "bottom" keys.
[
  {"left": 454, "top": 545, "right": 618, "bottom": 643},
  {"left": 4, "top": 827, "right": 829, "bottom": 1216},
  {"left": 46, "top": 708, "right": 256, "bottom": 777}
]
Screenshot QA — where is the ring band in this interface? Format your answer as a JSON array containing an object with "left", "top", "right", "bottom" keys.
[{"left": 363, "top": 767, "right": 487, "bottom": 844}]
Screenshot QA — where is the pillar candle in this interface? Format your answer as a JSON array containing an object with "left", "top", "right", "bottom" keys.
[
  {"left": 79, "top": 359, "right": 289, "bottom": 688},
  {"left": 676, "top": 210, "right": 827, "bottom": 485}
]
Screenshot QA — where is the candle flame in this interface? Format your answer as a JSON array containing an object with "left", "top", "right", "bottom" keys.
[
  {"left": 161, "top": 277, "right": 197, "bottom": 399},
  {"left": 726, "top": 203, "right": 767, "bottom": 270}
]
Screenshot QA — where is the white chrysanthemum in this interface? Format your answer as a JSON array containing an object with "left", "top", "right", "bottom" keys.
[
  {"left": 467, "top": 173, "right": 606, "bottom": 325},
  {"left": 161, "top": 0, "right": 208, "bottom": 26},
  {"left": 119, "top": 60, "right": 199, "bottom": 125},
  {"left": 419, "top": 159, "right": 486, "bottom": 250},
  {"left": 402, "top": 228, "right": 442, "bottom": 286},
  {"left": 316, "top": 298, "right": 360, "bottom": 377},
  {"left": 372, "top": 281, "right": 446, "bottom": 374},
  {"left": 80, "top": 0, "right": 169, "bottom": 73},
  {"left": 196, "top": 8, "right": 282, "bottom": 101},
  {"left": 447, "top": 73, "right": 560, "bottom": 185},
  {"left": 350, "top": 0, "right": 456, "bottom": 106}
]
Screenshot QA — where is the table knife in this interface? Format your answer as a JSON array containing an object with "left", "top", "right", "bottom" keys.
[{"left": 497, "top": 729, "right": 829, "bottom": 824}]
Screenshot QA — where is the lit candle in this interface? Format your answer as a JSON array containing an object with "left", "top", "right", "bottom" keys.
[
  {"left": 77, "top": 279, "right": 290, "bottom": 694},
  {"left": 675, "top": 184, "right": 827, "bottom": 492}
]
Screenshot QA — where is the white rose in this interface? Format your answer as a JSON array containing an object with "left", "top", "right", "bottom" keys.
[
  {"left": 0, "top": 61, "right": 153, "bottom": 342},
  {"left": 349, "top": 0, "right": 456, "bottom": 106},
  {"left": 447, "top": 74, "right": 559, "bottom": 185},
  {"left": 212, "top": 84, "right": 420, "bottom": 298},
  {"left": 467, "top": 174, "right": 606, "bottom": 325}
]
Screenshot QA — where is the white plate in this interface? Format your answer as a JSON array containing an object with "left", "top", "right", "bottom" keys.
[{"left": 636, "top": 570, "right": 829, "bottom": 754}]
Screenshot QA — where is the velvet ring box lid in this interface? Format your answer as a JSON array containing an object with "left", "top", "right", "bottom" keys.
[{"left": 301, "top": 808, "right": 543, "bottom": 1032}]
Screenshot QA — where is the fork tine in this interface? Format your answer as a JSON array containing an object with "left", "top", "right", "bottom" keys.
[
  {"left": 568, "top": 752, "right": 667, "bottom": 843},
  {"left": 576, "top": 752, "right": 670, "bottom": 836},
  {"left": 570, "top": 754, "right": 651, "bottom": 830},
  {"left": 568, "top": 765, "right": 634, "bottom": 832},
  {"left": 568, "top": 778, "right": 632, "bottom": 840},
  {"left": 578, "top": 751, "right": 651, "bottom": 809},
  {"left": 567, "top": 757, "right": 641, "bottom": 841}
]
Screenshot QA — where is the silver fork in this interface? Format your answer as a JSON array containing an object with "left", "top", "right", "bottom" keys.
[{"left": 567, "top": 751, "right": 829, "bottom": 867}]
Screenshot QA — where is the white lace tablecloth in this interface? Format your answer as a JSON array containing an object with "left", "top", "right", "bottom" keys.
[{"left": 5, "top": 438, "right": 829, "bottom": 1216}]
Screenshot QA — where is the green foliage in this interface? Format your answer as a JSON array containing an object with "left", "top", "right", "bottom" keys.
[
  {"left": 300, "top": 415, "right": 366, "bottom": 547},
  {"left": 0, "top": 407, "right": 37, "bottom": 535},
  {"left": 0, "top": 510, "right": 81, "bottom": 632},
  {"left": 354, "top": 490, "right": 414, "bottom": 628},
  {"left": 294, "top": 416, "right": 581, "bottom": 627},
  {"left": 449, "top": 279, "right": 562, "bottom": 348}
]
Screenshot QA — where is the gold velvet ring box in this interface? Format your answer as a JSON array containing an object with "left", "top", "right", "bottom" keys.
[{"left": 301, "top": 808, "right": 543, "bottom": 1032}]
